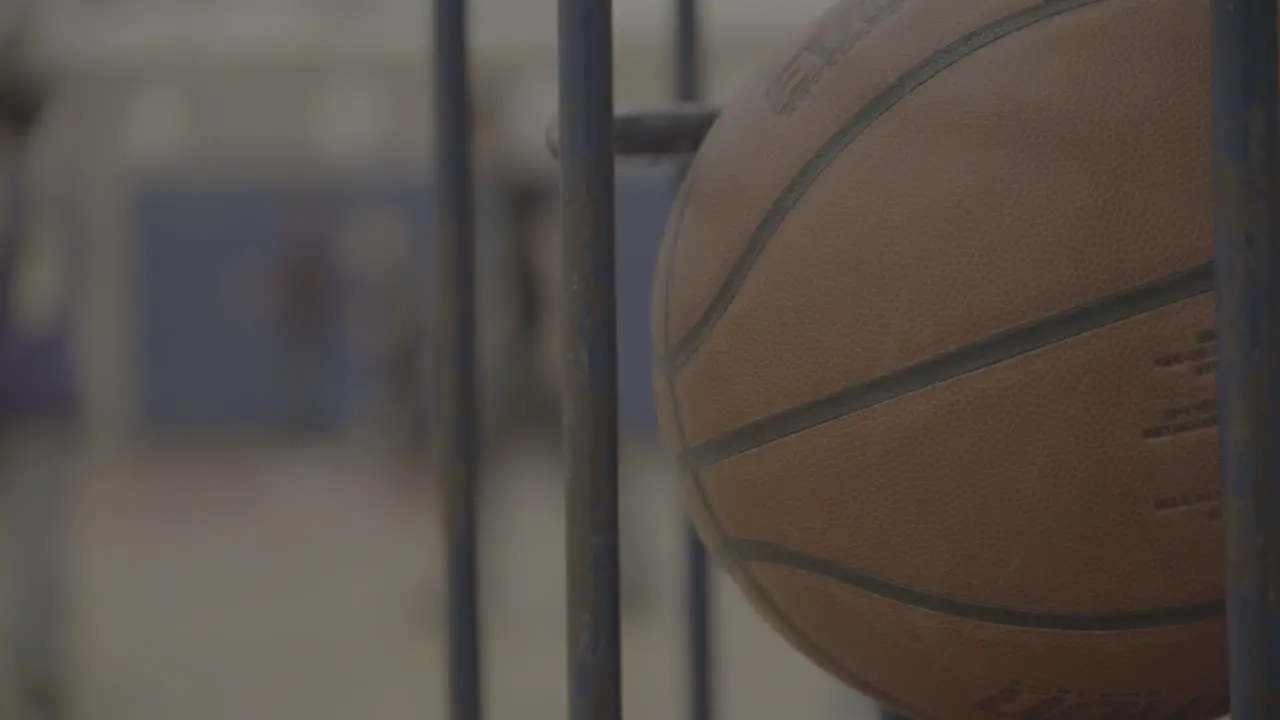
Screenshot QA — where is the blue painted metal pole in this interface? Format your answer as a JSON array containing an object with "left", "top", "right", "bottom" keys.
[
  {"left": 1212, "top": 0, "right": 1280, "bottom": 718},
  {"left": 433, "top": 0, "right": 482, "bottom": 718},
  {"left": 559, "top": 0, "right": 622, "bottom": 718},
  {"left": 671, "top": 1, "right": 712, "bottom": 719}
]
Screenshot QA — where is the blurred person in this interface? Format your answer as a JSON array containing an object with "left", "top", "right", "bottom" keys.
[
  {"left": 340, "top": 203, "right": 428, "bottom": 456},
  {"left": 273, "top": 192, "right": 340, "bottom": 438},
  {"left": 494, "top": 177, "right": 558, "bottom": 443},
  {"left": 0, "top": 65, "right": 74, "bottom": 720}
]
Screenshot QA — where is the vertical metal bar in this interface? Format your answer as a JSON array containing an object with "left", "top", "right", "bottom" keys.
[
  {"left": 433, "top": 0, "right": 482, "bottom": 718},
  {"left": 558, "top": 0, "right": 622, "bottom": 718},
  {"left": 671, "top": 2, "right": 711, "bottom": 720},
  {"left": 1212, "top": 0, "right": 1280, "bottom": 718}
]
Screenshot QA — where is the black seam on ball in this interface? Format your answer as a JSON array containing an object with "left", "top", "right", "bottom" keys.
[
  {"left": 663, "top": 161, "right": 934, "bottom": 720},
  {"left": 731, "top": 539, "right": 1225, "bottom": 630},
  {"left": 683, "top": 262, "right": 1214, "bottom": 469},
  {"left": 655, "top": 0, "right": 1113, "bottom": 378},
  {"left": 663, "top": 162, "right": 931, "bottom": 719},
  {"left": 660, "top": 176, "right": 696, "bottom": 350}
]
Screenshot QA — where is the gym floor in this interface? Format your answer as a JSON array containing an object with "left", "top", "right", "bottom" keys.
[{"left": 61, "top": 435, "right": 877, "bottom": 720}]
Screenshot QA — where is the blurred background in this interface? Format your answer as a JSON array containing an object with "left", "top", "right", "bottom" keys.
[{"left": 0, "top": 0, "right": 884, "bottom": 718}]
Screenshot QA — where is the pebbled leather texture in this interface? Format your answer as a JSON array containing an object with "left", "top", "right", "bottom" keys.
[{"left": 651, "top": 0, "right": 1233, "bottom": 717}]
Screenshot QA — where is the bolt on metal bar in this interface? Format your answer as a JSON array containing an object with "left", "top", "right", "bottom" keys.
[
  {"left": 433, "top": 0, "right": 483, "bottom": 718},
  {"left": 670, "top": 1, "right": 712, "bottom": 719},
  {"left": 1211, "top": 0, "right": 1280, "bottom": 718},
  {"left": 558, "top": 0, "right": 623, "bottom": 717}
]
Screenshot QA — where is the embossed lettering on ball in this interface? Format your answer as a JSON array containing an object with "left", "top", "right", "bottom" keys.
[{"left": 651, "top": 0, "right": 1227, "bottom": 718}]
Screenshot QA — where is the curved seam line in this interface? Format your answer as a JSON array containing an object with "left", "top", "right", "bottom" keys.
[
  {"left": 731, "top": 539, "right": 1225, "bottom": 631},
  {"left": 684, "top": 262, "right": 1214, "bottom": 469},
  {"left": 664, "top": 168, "right": 715, "bottom": 525},
  {"left": 656, "top": 0, "right": 1112, "bottom": 377},
  {"left": 666, "top": 347, "right": 922, "bottom": 711},
  {"left": 663, "top": 170, "right": 932, "bottom": 720},
  {"left": 662, "top": 174, "right": 695, "bottom": 348}
]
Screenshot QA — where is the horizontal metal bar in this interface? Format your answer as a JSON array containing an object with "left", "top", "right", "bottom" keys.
[{"left": 547, "top": 105, "right": 719, "bottom": 160}]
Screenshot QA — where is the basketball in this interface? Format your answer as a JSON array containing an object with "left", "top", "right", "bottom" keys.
[{"left": 651, "top": 0, "right": 1228, "bottom": 717}]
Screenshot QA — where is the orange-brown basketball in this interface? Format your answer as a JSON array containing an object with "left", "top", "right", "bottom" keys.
[{"left": 651, "top": 0, "right": 1228, "bottom": 717}]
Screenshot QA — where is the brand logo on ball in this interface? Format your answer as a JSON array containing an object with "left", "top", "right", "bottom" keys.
[
  {"left": 973, "top": 681, "right": 1227, "bottom": 720},
  {"left": 766, "top": 0, "right": 905, "bottom": 114}
]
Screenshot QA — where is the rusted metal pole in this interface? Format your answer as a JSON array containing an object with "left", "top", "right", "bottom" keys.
[
  {"left": 559, "top": 0, "right": 622, "bottom": 717},
  {"left": 433, "top": 0, "right": 482, "bottom": 717},
  {"left": 1211, "top": 0, "right": 1280, "bottom": 717}
]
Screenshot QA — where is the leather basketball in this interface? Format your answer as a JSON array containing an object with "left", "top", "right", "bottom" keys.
[{"left": 651, "top": 0, "right": 1228, "bottom": 717}]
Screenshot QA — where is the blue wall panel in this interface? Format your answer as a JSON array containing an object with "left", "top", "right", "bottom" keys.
[
  {"left": 616, "top": 166, "right": 678, "bottom": 436},
  {"left": 136, "top": 170, "right": 666, "bottom": 437},
  {"left": 514, "top": 166, "right": 677, "bottom": 437},
  {"left": 136, "top": 182, "right": 319, "bottom": 432},
  {"left": 135, "top": 177, "right": 465, "bottom": 434}
]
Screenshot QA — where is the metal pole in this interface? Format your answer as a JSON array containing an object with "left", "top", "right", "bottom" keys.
[
  {"left": 671, "top": 1, "right": 711, "bottom": 719},
  {"left": 433, "top": 0, "right": 482, "bottom": 718},
  {"left": 1211, "top": 0, "right": 1280, "bottom": 717},
  {"left": 558, "top": 0, "right": 622, "bottom": 718}
]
